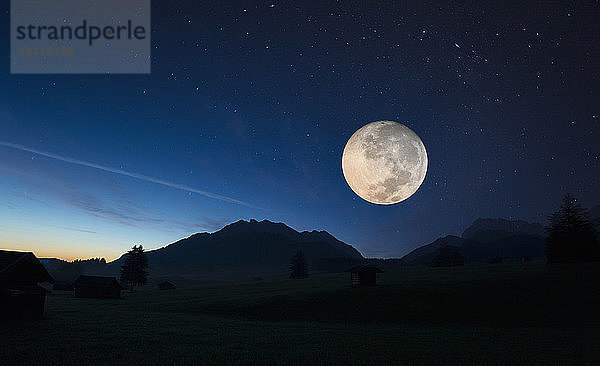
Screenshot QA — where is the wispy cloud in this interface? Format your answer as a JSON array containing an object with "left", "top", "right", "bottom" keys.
[
  {"left": 0, "top": 141, "right": 258, "bottom": 208},
  {"left": 3, "top": 158, "right": 230, "bottom": 234},
  {"left": 45, "top": 224, "right": 98, "bottom": 234}
]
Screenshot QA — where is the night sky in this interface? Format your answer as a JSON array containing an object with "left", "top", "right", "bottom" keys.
[{"left": 1, "top": 1, "right": 599, "bottom": 260}]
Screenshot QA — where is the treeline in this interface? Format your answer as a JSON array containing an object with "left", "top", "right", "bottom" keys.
[{"left": 52, "top": 257, "right": 109, "bottom": 283}]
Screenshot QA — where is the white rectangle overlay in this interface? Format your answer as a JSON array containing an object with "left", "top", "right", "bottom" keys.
[{"left": 11, "top": 0, "right": 151, "bottom": 74}]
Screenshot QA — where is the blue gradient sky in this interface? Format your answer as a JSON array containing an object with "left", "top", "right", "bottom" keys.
[{"left": 1, "top": 1, "right": 599, "bottom": 260}]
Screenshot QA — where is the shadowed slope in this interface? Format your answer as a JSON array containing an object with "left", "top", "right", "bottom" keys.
[{"left": 110, "top": 219, "right": 363, "bottom": 276}]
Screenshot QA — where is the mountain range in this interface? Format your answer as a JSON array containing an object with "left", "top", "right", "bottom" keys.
[
  {"left": 42, "top": 207, "right": 600, "bottom": 281},
  {"left": 401, "top": 206, "right": 600, "bottom": 266},
  {"left": 115, "top": 219, "right": 362, "bottom": 272},
  {"left": 89, "top": 219, "right": 363, "bottom": 280},
  {"left": 400, "top": 218, "right": 547, "bottom": 265}
]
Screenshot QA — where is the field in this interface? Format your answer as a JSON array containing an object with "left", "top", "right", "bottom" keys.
[{"left": 3, "top": 263, "right": 600, "bottom": 365}]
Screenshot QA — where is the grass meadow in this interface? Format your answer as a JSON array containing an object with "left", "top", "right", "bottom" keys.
[{"left": 2, "top": 263, "right": 600, "bottom": 365}]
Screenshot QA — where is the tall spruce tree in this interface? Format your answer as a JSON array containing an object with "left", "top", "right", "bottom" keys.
[
  {"left": 546, "top": 194, "right": 600, "bottom": 263},
  {"left": 289, "top": 250, "right": 308, "bottom": 279},
  {"left": 120, "top": 245, "right": 149, "bottom": 292}
]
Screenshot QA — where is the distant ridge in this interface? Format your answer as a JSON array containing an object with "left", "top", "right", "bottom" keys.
[
  {"left": 38, "top": 209, "right": 600, "bottom": 280},
  {"left": 38, "top": 258, "right": 69, "bottom": 274},
  {"left": 109, "top": 219, "right": 364, "bottom": 278},
  {"left": 401, "top": 218, "right": 547, "bottom": 265},
  {"left": 462, "top": 218, "right": 545, "bottom": 242}
]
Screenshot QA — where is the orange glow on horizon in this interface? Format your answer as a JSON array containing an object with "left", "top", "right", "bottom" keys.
[{"left": 0, "top": 245, "right": 120, "bottom": 263}]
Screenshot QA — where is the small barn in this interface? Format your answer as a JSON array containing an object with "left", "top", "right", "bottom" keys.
[
  {"left": 52, "top": 281, "right": 74, "bottom": 291},
  {"left": 345, "top": 265, "right": 383, "bottom": 286},
  {"left": 158, "top": 281, "right": 176, "bottom": 290},
  {"left": 0, "top": 250, "right": 55, "bottom": 321},
  {"left": 73, "top": 275, "right": 123, "bottom": 298}
]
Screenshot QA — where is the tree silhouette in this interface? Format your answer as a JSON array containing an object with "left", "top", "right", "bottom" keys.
[
  {"left": 289, "top": 250, "right": 308, "bottom": 279},
  {"left": 546, "top": 194, "right": 600, "bottom": 263},
  {"left": 120, "top": 245, "right": 149, "bottom": 292}
]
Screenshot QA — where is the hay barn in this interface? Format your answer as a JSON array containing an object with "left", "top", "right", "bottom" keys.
[
  {"left": 0, "top": 250, "right": 55, "bottom": 321},
  {"left": 73, "top": 275, "right": 123, "bottom": 298}
]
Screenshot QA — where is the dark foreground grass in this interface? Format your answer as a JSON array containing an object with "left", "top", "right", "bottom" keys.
[{"left": 2, "top": 264, "right": 600, "bottom": 365}]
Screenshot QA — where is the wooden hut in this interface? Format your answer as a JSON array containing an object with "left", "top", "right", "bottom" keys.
[
  {"left": 158, "top": 281, "right": 176, "bottom": 290},
  {"left": 0, "top": 250, "right": 55, "bottom": 321},
  {"left": 345, "top": 265, "right": 383, "bottom": 286},
  {"left": 73, "top": 275, "right": 123, "bottom": 298}
]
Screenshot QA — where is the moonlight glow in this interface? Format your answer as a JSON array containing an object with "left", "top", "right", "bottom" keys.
[{"left": 342, "top": 121, "right": 428, "bottom": 205}]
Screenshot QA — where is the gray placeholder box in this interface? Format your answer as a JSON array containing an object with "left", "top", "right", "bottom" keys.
[{"left": 11, "top": 0, "right": 151, "bottom": 74}]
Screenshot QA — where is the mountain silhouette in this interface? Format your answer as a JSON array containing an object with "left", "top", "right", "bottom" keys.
[
  {"left": 110, "top": 219, "right": 363, "bottom": 277},
  {"left": 400, "top": 235, "right": 471, "bottom": 265},
  {"left": 461, "top": 218, "right": 545, "bottom": 242},
  {"left": 402, "top": 218, "right": 547, "bottom": 265}
]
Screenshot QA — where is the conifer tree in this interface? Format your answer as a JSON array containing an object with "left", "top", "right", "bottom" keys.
[
  {"left": 120, "top": 245, "right": 149, "bottom": 291},
  {"left": 289, "top": 250, "right": 308, "bottom": 279},
  {"left": 546, "top": 194, "right": 600, "bottom": 263}
]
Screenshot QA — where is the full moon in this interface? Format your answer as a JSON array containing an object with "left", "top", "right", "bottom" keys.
[{"left": 342, "top": 121, "right": 428, "bottom": 205}]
